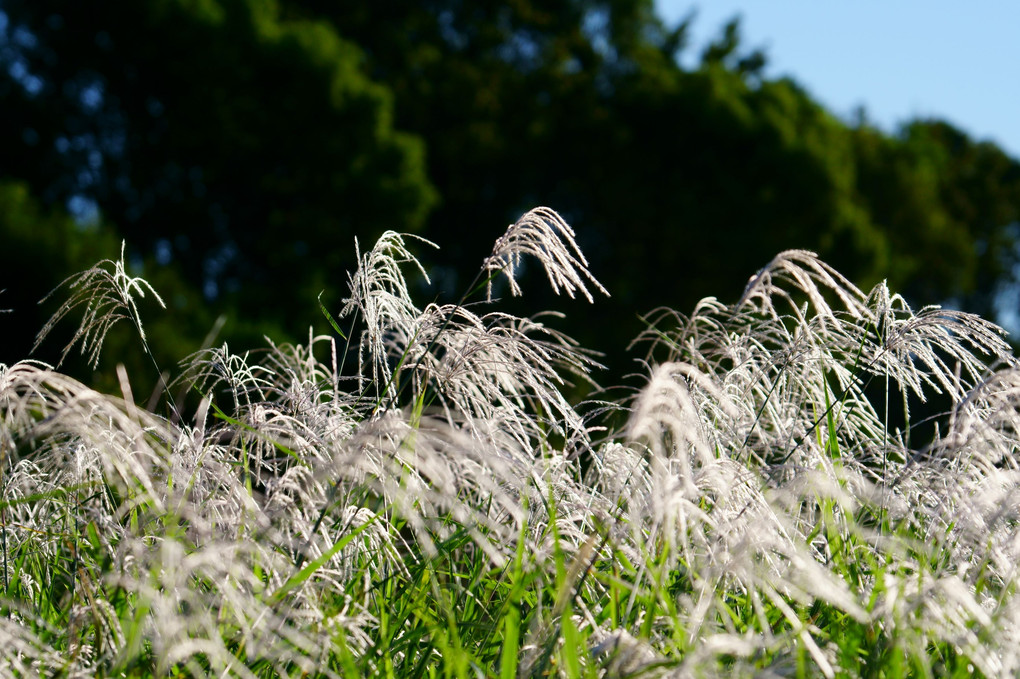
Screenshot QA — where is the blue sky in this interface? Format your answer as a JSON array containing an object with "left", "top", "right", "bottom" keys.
[{"left": 656, "top": 1, "right": 1020, "bottom": 159}]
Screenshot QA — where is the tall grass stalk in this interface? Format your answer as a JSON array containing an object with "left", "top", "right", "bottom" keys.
[{"left": 2, "top": 208, "right": 1019, "bottom": 677}]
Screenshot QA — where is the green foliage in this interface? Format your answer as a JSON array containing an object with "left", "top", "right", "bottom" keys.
[
  {"left": 0, "top": 0, "right": 435, "bottom": 333},
  {"left": 0, "top": 180, "right": 119, "bottom": 362},
  {"left": 274, "top": 3, "right": 1020, "bottom": 380},
  {"left": 4, "top": 1, "right": 1020, "bottom": 390}
]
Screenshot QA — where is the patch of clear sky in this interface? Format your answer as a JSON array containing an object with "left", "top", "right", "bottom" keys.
[{"left": 657, "top": 1, "right": 1020, "bottom": 159}]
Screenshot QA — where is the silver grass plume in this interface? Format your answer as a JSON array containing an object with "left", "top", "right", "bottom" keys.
[
  {"left": 483, "top": 206, "right": 609, "bottom": 302},
  {"left": 381, "top": 303, "right": 601, "bottom": 451},
  {"left": 33, "top": 241, "right": 165, "bottom": 368},
  {"left": 339, "top": 231, "right": 436, "bottom": 398}
]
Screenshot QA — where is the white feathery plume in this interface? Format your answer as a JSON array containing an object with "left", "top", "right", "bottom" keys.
[
  {"left": 483, "top": 206, "right": 608, "bottom": 302},
  {"left": 339, "top": 231, "right": 436, "bottom": 397},
  {"left": 33, "top": 241, "right": 165, "bottom": 368},
  {"left": 176, "top": 342, "right": 273, "bottom": 409},
  {"left": 859, "top": 282, "right": 1015, "bottom": 403},
  {"left": 738, "top": 248, "right": 870, "bottom": 323},
  {"left": 388, "top": 303, "right": 599, "bottom": 451}
]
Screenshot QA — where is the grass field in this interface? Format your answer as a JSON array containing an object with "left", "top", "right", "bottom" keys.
[{"left": 2, "top": 207, "right": 1018, "bottom": 677}]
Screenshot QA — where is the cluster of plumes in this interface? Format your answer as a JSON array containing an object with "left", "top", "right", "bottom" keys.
[
  {"left": 601, "top": 249, "right": 1020, "bottom": 676},
  {"left": 4, "top": 210, "right": 1020, "bottom": 676},
  {"left": 0, "top": 208, "right": 608, "bottom": 676}
]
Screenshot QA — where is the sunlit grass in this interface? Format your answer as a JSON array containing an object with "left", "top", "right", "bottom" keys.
[{"left": 2, "top": 208, "right": 1018, "bottom": 677}]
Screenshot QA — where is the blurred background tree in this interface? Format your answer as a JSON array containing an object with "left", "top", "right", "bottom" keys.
[{"left": 2, "top": 0, "right": 1019, "bottom": 393}]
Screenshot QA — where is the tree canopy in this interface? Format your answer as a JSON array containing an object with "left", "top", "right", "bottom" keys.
[
  {"left": 0, "top": 0, "right": 434, "bottom": 319},
  {"left": 2, "top": 0, "right": 1019, "bottom": 387}
]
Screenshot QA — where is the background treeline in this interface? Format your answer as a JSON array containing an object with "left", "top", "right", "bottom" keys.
[{"left": 2, "top": 0, "right": 1019, "bottom": 393}]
